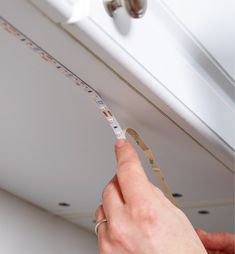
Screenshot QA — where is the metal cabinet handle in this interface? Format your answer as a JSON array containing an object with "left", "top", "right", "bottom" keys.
[{"left": 105, "top": 0, "right": 147, "bottom": 18}]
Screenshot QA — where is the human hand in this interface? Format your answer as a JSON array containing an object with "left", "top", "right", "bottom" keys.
[
  {"left": 95, "top": 139, "right": 207, "bottom": 254},
  {"left": 196, "top": 229, "right": 235, "bottom": 254}
]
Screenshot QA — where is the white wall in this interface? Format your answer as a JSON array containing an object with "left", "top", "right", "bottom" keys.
[{"left": 0, "top": 190, "right": 98, "bottom": 254}]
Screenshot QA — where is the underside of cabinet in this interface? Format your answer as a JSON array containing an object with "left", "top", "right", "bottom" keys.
[{"left": 0, "top": 0, "right": 234, "bottom": 233}]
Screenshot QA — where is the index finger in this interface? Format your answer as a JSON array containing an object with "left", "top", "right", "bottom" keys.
[{"left": 114, "top": 139, "right": 153, "bottom": 205}]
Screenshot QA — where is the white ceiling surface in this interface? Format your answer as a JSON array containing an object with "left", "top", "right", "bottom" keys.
[
  {"left": 0, "top": 0, "right": 234, "bottom": 233},
  {"left": 163, "top": 0, "right": 235, "bottom": 80}
]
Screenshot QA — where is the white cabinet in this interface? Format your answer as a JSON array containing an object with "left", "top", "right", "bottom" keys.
[
  {"left": 0, "top": 0, "right": 234, "bottom": 233},
  {"left": 29, "top": 0, "right": 235, "bottom": 170}
]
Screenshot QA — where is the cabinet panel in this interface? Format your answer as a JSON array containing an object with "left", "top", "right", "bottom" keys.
[
  {"left": 81, "top": 0, "right": 235, "bottom": 148},
  {"left": 163, "top": 0, "right": 235, "bottom": 80},
  {"left": 37, "top": 0, "right": 234, "bottom": 170}
]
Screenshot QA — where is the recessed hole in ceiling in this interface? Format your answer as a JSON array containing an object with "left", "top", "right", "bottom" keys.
[
  {"left": 172, "top": 193, "right": 183, "bottom": 198},
  {"left": 58, "top": 202, "right": 70, "bottom": 207},
  {"left": 198, "top": 210, "right": 210, "bottom": 215}
]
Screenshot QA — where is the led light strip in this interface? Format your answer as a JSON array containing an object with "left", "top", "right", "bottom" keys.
[
  {"left": 0, "top": 16, "right": 126, "bottom": 140},
  {"left": 0, "top": 16, "right": 176, "bottom": 205}
]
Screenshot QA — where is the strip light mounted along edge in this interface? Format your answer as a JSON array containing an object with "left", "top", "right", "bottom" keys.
[{"left": 0, "top": 16, "right": 176, "bottom": 206}]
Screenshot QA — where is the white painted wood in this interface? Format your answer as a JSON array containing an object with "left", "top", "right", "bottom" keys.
[
  {"left": 29, "top": 0, "right": 235, "bottom": 169},
  {"left": 77, "top": 0, "right": 235, "bottom": 148},
  {"left": 0, "top": 190, "right": 98, "bottom": 253},
  {"left": 0, "top": 0, "right": 234, "bottom": 233},
  {"left": 162, "top": 0, "right": 235, "bottom": 80}
]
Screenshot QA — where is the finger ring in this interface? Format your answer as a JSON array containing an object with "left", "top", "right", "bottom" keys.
[{"left": 95, "top": 218, "right": 108, "bottom": 235}]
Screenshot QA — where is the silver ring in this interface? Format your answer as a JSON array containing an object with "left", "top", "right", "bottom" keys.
[{"left": 95, "top": 218, "right": 108, "bottom": 235}]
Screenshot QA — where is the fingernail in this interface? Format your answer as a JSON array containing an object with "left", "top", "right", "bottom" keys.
[{"left": 115, "top": 139, "right": 126, "bottom": 148}]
